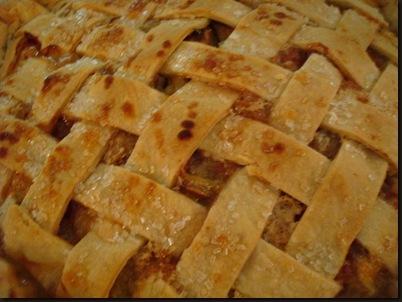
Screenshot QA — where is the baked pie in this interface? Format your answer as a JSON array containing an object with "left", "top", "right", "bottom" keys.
[{"left": 0, "top": 0, "right": 398, "bottom": 298}]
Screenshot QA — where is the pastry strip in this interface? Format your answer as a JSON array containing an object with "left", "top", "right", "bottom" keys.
[
  {"left": 335, "top": 9, "right": 378, "bottom": 50},
  {"left": 63, "top": 74, "right": 167, "bottom": 135},
  {"left": 286, "top": 139, "right": 388, "bottom": 278},
  {"left": 0, "top": 115, "right": 57, "bottom": 179},
  {"left": 234, "top": 240, "right": 341, "bottom": 298},
  {"left": 21, "top": 121, "right": 114, "bottom": 234},
  {"left": 0, "top": 164, "right": 12, "bottom": 204},
  {"left": 200, "top": 115, "right": 331, "bottom": 205},
  {"left": 220, "top": 4, "right": 306, "bottom": 60},
  {"left": 126, "top": 81, "right": 239, "bottom": 187},
  {"left": 368, "top": 63, "right": 398, "bottom": 119},
  {"left": 322, "top": 93, "right": 398, "bottom": 168},
  {"left": 30, "top": 57, "right": 103, "bottom": 131},
  {"left": 269, "top": 0, "right": 341, "bottom": 29},
  {"left": 1, "top": 204, "right": 72, "bottom": 294},
  {"left": 269, "top": 53, "right": 342, "bottom": 144},
  {"left": 357, "top": 198, "right": 398, "bottom": 276},
  {"left": 125, "top": 18, "right": 209, "bottom": 84},
  {"left": 1, "top": 57, "right": 52, "bottom": 104},
  {"left": 156, "top": 0, "right": 251, "bottom": 27},
  {"left": 57, "top": 230, "right": 143, "bottom": 298},
  {"left": 160, "top": 41, "right": 292, "bottom": 100},
  {"left": 328, "top": 0, "right": 388, "bottom": 27},
  {"left": 73, "top": 164, "right": 207, "bottom": 256},
  {"left": 77, "top": 23, "right": 145, "bottom": 62},
  {"left": 176, "top": 168, "right": 279, "bottom": 297},
  {"left": 291, "top": 26, "right": 379, "bottom": 90},
  {"left": 0, "top": 0, "right": 47, "bottom": 25},
  {"left": 371, "top": 31, "right": 398, "bottom": 65}
]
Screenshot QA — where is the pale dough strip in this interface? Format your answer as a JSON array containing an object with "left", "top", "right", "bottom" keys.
[
  {"left": 291, "top": 26, "right": 379, "bottom": 90},
  {"left": 269, "top": 0, "right": 341, "bottom": 29},
  {"left": 1, "top": 57, "right": 53, "bottom": 105},
  {"left": 200, "top": 115, "right": 330, "bottom": 205},
  {"left": 125, "top": 18, "right": 209, "bottom": 84},
  {"left": 335, "top": 9, "right": 378, "bottom": 50},
  {"left": 328, "top": 0, "right": 388, "bottom": 27},
  {"left": 0, "top": 115, "right": 57, "bottom": 179},
  {"left": 1, "top": 204, "right": 72, "bottom": 295},
  {"left": 126, "top": 81, "right": 239, "bottom": 187},
  {"left": 63, "top": 74, "right": 167, "bottom": 135},
  {"left": 286, "top": 139, "right": 388, "bottom": 278},
  {"left": 368, "top": 63, "right": 398, "bottom": 119},
  {"left": 57, "top": 230, "right": 143, "bottom": 298},
  {"left": 77, "top": 22, "right": 145, "bottom": 62},
  {"left": 176, "top": 168, "right": 279, "bottom": 297},
  {"left": 30, "top": 57, "right": 104, "bottom": 131},
  {"left": 160, "top": 41, "right": 292, "bottom": 100},
  {"left": 357, "top": 198, "right": 398, "bottom": 276},
  {"left": 269, "top": 53, "right": 342, "bottom": 144},
  {"left": 21, "top": 121, "right": 114, "bottom": 234},
  {"left": 234, "top": 239, "right": 341, "bottom": 298},
  {"left": 73, "top": 164, "right": 207, "bottom": 256},
  {"left": 322, "top": 93, "right": 398, "bottom": 168},
  {"left": 371, "top": 31, "right": 398, "bottom": 65},
  {"left": 155, "top": 0, "right": 251, "bottom": 27},
  {"left": 220, "top": 3, "right": 306, "bottom": 60}
]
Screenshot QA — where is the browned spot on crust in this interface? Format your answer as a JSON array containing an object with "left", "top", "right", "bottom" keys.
[
  {"left": 181, "top": 120, "right": 195, "bottom": 129},
  {"left": 46, "top": 146, "right": 73, "bottom": 181},
  {"left": 121, "top": 102, "right": 135, "bottom": 117},
  {"left": 187, "top": 111, "right": 197, "bottom": 119},
  {"left": 307, "top": 42, "right": 330, "bottom": 56},
  {"left": 151, "top": 112, "right": 162, "bottom": 123},
  {"left": 42, "top": 74, "right": 71, "bottom": 94},
  {"left": 99, "top": 102, "right": 114, "bottom": 121},
  {"left": 163, "top": 40, "right": 171, "bottom": 48},
  {"left": 262, "top": 142, "right": 285, "bottom": 154},
  {"left": 0, "top": 132, "right": 19, "bottom": 144},
  {"left": 147, "top": 34, "right": 155, "bottom": 42},
  {"left": 0, "top": 147, "right": 8, "bottom": 158},
  {"left": 270, "top": 19, "right": 282, "bottom": 26},
  {"left": 155, "top": 128, "right": 164, "bottom": 150},
  {"left": 39, "top": 44, "right": 62, "bottom": 61},
  {"left": 156, "top": 50, "right": 165, "bottom": 57},
  {"left": 188, "top": 102, "right": 198, "bottom": 110},
  {"left": 104, "top": 75, "right": 114, "bottom": 89},
  {"left": 274, "top": 12, "right": 294, "bottom": 19},
  {"left": 178, "top": 129, "right": 193, "bottom": 140}
]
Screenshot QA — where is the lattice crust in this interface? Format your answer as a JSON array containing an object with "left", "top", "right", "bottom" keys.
[{"left": 0, "top": 0, "right": 398, "bottom": 299}]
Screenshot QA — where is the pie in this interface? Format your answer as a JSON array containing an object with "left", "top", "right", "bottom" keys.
[{"left": 0, "top": 0, "right": 398, "bottom": 298}]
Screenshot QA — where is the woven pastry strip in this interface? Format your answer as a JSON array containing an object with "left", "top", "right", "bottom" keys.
[
  {"left": 161, "top": 41, "right": 292, "bottom": 100},
  {"left": 21, "top": 121, "right": 113, "bottom": 234},
  {"left": 269, "top": 0, "right": 341, "bottom": 28},
  {"left": 30, "top": 57, "right": 104, "bottom": 131},
  {"left": 219, "top": 3, "right": 306, "bottom": 60},
  {"left": 286, "top": 139, "right": 388, "bottom": 278},
  {"left": 0, "top": 116, "right": 57, "bottom": 179},
  {"left": 269, "top": 53, "right": 342, "bottom": 144},
  {"left": 200, "top": 115, "right": 330, "bottom": 205},
  {"left": 328, "top": 0, "right": 388, "bottom": 27},
  {"left": 322, "top": 93, "right": 398, "bottom": 168},
  {"left": 77, "top": 23, "right": 145, "bottom": 62},
  {"left": 156, "top": 0, "right": 251, "bottom": 27},
  {"left": 368, "top": 63, "right": 398, "bottom": 119},
  {"left": 1, "top": 57, "right": 52, "bottom": 104},
  {"left": 234, "top": 240, "right": 341, "bottom": 298},
  {"left": 0, "top": 0, "right": 47, "bottom": 25},
  {"left": 64, "top": 74, "right": 167, "bottom": 135},
  {"left": 126, "top": 81, "right": 239, "bottom": 187},
  {"left": 125, "top": 18, "right": 209, "bottom": 84},
  {"left": 176, "top": 168, "right": 279, "bottom": 297},
  {"left": 2, "top": 204, "right": 72, "bottom": 294},
  {"left": 291, "top": 26, "right": 379, "bottom": 90},
  {"left": 74, "top": 164, "right": 207, "bottom": 256},
  {"left": 371, "top": 31, "right": 398, "bottom": 64},
  {"left": 357, "top": 198, "right": 398, "bottom": 276},
  {"left": 57, "top": 230, "right": 143, "bottom": 298},
  {"left": 335, "top": 9, "right": 378, "bottom": 49}
]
